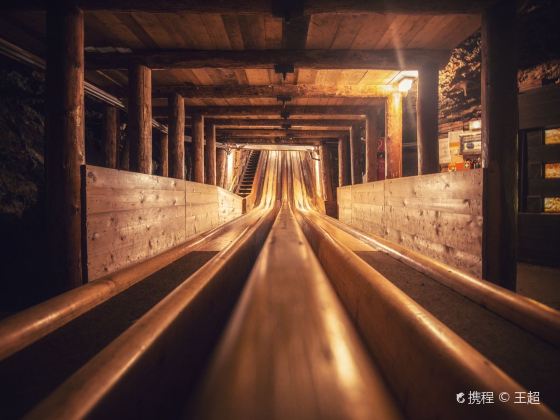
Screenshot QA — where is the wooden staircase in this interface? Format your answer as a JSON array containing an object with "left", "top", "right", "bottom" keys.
[{"left": 237, "top": 151, "right": 261, "bottom": 197}]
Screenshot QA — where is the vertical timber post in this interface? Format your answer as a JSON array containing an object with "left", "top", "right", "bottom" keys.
[
  {"left": 103, "top": 105, "right": 118, "bottom": 169},
  {"left": 193, "top": 113, "right": 205, "bottom": 183},
  {"left": 481, "top": 0, "right": 518, "bottom": 290},
  {"left": 417, "top": 62, "right": 440, "bottom": 174},
  {"left": 168, "top": 93, "right": 185, "bottom": 179},
  {"left": 45, "top": 1, "right": 85, "bottom": 291},
  {"left": 205, "top": 123, "right": 217, "bottom": 185},
  {"left": 365, "top": 109, "right": 378, "bottom": 182},
  {"left": 120, "top": 136, "right": 130, "bottom": 170},
  {"left": 160, "top": 131, "right": 169, "bottom": 177},
  {"left": 320, "top": 143, "right": 336, "bottom": 217},
  {"left": 350, "top": 124, "right": 362, "bottom": 184},
  {"left": 386, "top": 92, "right": 403, "bottom": 179},
  {"left": 338, "top": 136, "right": 350, "bottom": 187},
  {"left": 216, "top": 148, "right": 227, "bottom": 189},
  {"left": 128, "top": 63, "right": 152, "bottom": 174}
]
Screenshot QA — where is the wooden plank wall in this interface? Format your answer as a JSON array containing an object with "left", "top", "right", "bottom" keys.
[
  {"left": 518, "top": 85, "right": 560, "bottom": 130},
  {"left": 338, "top": 169, "right": 483, "bottom": 276},
  {"left": 84, "top": 165, "right": 242, "bottom": 281}
]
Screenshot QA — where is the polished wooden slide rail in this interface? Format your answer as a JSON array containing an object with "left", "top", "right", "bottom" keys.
[
  {"left": 320, "top": 214, "right": 560, "bottom": 348},
  {"left": 0, "top": 151, "right": 558, "bottom": 419},
  {"left": 289, "top": 151, "right": 558, "bottom": 419},
  {"left": 0, "top": 155, "right": 271, "bottom": 362},
  {"left": 192, "top": 198, "right": 401, "bottom": 418},
  {"left": 0, "top": 218, "right": 246, "bottom": 361},
  {"left": 23, "top": 152, "right": 282, "bottom": 419}
]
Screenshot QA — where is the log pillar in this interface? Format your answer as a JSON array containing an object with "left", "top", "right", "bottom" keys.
[
  {"left": 417, "top": 62, "right": 440, "bottom": 174},
  {"left": 338, "top": 136, "right": 351, "bottom": 187},
  {"left": 481, "top": 0, "right": 518, "bottom": 290},
  {"left": 216, "top": 148, "right": 227, "bottom": 188},
  {"left": 128, "top": 63, "right": 152, "bottom": 174},
  {"left": 365, "top": 109, "right": 378, "bottom": 182},
  {"left": 320, "top": 144, "right": 334, "bottom": 203},
  {"left": 159, "top": 131, "right": 169, "bottom": 177},
  {"left": 120, "top": 136, "right": 130, "bottom": 170},
  {"left": 45, "top": 2, "right": 85, "bottom": 290},
  {"left": 205, "top": 123, "right": 217, "bottom": 185},
  {"left": 168, "top": 93, "right": 185, "bottom": 179},
  {"left": 103, "top": 105, "right": 118, "bottom": 169},
  {"left": 386, "top": 92, "right": 403, "bottom": 179},
  {"left": 350, "top": 124, "right": 362, "bottom": 184},
  {"left": 192, "top": 113, "right": 205, "bottom": 183}
]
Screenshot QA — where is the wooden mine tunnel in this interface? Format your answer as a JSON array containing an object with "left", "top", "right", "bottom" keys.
[{"left": 0, "top": 1, "right": 559, "bottom": 419}]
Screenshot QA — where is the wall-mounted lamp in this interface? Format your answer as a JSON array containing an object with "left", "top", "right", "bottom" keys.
[{"left": 470, "top": 120, "right": 482, "bottom": 131}]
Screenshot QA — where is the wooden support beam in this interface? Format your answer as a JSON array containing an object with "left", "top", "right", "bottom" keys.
[
  {"left": 209, "top": 119, "right": 356, "bottom": 129},
  {"left": 168, "top": 93, "right": 185, "bottom": 179},
  {"left": 45, "top": 2, "right": 85, "bottom": 291},
  {"left": 192, "top": 113, "right": 205, "bottom": 183},
  {"left": 222, "top": 138, "right": 320, "bottom": 146},
  {"left": 159, "top": 131, "right": 168, "bottom": 177},
  {"left": 152, "top": 105, "right": 374, "bottom": 119},
  {"left": 103, "top": 104, "right": 118, "bottom": 169},
  {"left": 87, "top": 49, "right": 450, "bottom": 71},
  {"left": 386, "top": 92, "right": 403, "bottom": 179},
  {"left": 153, "top": 84, "right": 392, "bottom": 99},
  {"left": 338, "top": 136, "right": 351, "bottom": 187},
  {"left": 216, "top": 148, "right": 226, "bottom": 189},
  {"left": 365, "top": 109, "right": 378, "bottom": 182},
  {"left": 128, "top": 63, "right": 152, "bottom": 174},
  {"left": 205, "top": 123, "right": 217, "bottom": 185},
  {"left": 5, "top": 0, "right": 496, "bottom": 13},
  {"left": 417, "top": 62, "right": 440, "bottom": 174},
  {"left": 283, "top": 14, "right": 310, "bottom": 50},
  {"left": 120, "top": 136, "right": 129, "bottom": 170},
  {"left": 350, "top": 124, "right": 362, "bottom": 184},
  {"left": 320, "top": 144, "right": 335, "bottom": 204},
  {"left": 481, "top": 0, "right": 518, "bottom": 290},
  {"left": 217, "top": 129, "right": 348, "bottom": 138}
]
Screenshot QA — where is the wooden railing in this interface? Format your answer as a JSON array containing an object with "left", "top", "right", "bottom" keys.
[
  {"left": 83, "top": 165, "right": 243, "bottom": 281},
  {"left": 338, "top": 169, "right": 483, "bottom": 276}
]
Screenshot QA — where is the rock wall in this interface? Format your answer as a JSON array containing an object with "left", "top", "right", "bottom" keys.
[
  {"left": 438, "top": 0, "right": 560, "bottom": 130},
  {"left": 0, "top": 56, "right": 106, "bottom": 313}
]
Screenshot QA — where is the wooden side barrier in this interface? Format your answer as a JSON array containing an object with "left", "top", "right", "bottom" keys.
[
  {"left": 84, "top": 165, "right": 243, "bottom": 281},
  {"left": 337, "top": 169, "right": 483, "bottom": 276}
]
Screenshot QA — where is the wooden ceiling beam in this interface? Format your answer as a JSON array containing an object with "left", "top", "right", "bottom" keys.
[
  {"left": 205, "top": 118, "right": 357, "bottom": 128},
  {"left": 3, "top": 0, "right": 496, "bottom": 13},
  {"left": 304, "top": 0, "right": 497, "bottom": 14},
  {"left": 153, "top": 105, "right": 375, "bottom": 118},
  {"left": 220, "top": 138, "right": 322, "bottom": 146},
  {"left": 153, "top": 84, "right": 392, "bottom": 99},
  {"left": 217, "top": 129, "right": 348, "bottom": 138},
  {"left": 86, "top": 49, "right": 450, "bottom": 70},
  {"left": 214, "top": 125, "right": 351, "bottom": 131}
]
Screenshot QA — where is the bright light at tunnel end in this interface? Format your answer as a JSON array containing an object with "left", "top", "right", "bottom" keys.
[
  {"left": 391, "top": 70, "right": 418, "bottom": 93},
  {"left": 398, "top": 77, "right": 414, "bottom": 93}
]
